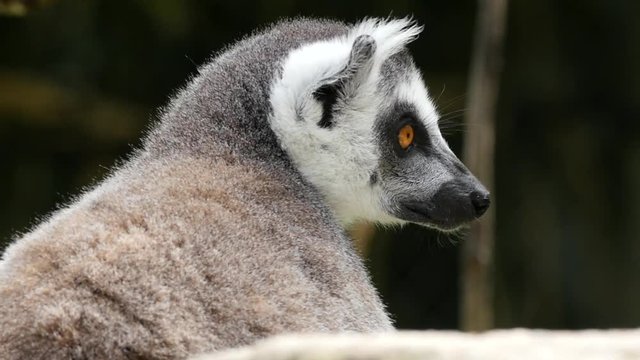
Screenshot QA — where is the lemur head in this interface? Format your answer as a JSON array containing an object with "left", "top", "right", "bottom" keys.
[{"left": 269, "top": 18, "right": 490, "bottom": 231}]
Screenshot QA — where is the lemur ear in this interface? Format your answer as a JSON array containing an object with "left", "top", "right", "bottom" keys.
[{"left": 313, "top": 35, "right": 377, "bottom": 128}]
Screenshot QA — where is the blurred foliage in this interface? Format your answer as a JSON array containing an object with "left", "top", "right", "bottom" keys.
[
  {"left": 0, "top": 0, "right": 54, "bottom": 16},
  {"left": 1, "top": 0, "right": 639, "bottom": 330}
]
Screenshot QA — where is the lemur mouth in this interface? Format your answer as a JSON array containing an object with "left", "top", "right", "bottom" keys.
[{"left": 398, "top": 202, "right": 467, "bottom": 232}]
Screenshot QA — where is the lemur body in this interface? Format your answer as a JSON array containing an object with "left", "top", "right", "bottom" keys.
[{"left": 0, "top": 18, "right": 489, "bottom": 359}]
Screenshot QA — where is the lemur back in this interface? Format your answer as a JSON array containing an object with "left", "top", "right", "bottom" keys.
[
  {"left": 0, "top": 17, "right": 490, "bottom": 360},
  {"left": 0, "top": 19, "right": 391, "bottom": 360}
]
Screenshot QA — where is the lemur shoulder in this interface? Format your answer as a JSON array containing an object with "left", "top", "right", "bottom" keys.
[{"left": 0, "top": 18, "right": 489, "bottom": 359}]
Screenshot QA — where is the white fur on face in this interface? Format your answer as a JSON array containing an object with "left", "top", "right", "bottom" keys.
[{"left": 269, "top": 18, "right": 430, "bottom": 226}]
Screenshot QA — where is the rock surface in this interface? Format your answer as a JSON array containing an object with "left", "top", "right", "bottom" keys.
[{"left": 191, "top": 329, "right": 640, "bottom": 360}]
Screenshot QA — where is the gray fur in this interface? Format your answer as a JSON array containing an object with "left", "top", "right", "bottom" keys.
[{"left": 0, "top": 19, "right": 392, "bottom": 360}]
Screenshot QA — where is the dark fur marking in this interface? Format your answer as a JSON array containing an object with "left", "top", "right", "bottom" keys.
[
  {"left": 313, "top": 83, "right": 342, "bottom": 128},
  {"left": 369, "top": 171, "right": 379, "bottom": 186}
]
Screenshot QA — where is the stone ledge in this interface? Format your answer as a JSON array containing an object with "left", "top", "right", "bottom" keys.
[{"left": 192, "top": 329, "right": 640, "bottom": 360}]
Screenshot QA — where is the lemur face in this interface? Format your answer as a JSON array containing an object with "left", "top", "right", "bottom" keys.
[
  {"left": 269, "top": 19, "right": 489, "bottom": 230},
  {"left": 374, "top": 62, "right": 490, "bottom": 231}
]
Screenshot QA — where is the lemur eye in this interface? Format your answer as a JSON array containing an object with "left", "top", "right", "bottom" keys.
[{"left": 398, "top": 124, "right": 414, "bottom": 150}]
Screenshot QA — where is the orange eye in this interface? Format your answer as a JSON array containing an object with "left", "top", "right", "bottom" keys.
[{"left": 398, "top": 124, "right": 414, "bottom": 150}]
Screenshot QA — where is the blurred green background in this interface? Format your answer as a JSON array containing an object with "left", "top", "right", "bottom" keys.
[{"left": 1, "top": 0, "right": 639, "bottom": 330}]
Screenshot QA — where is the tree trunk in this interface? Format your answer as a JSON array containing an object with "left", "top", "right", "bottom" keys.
[{"left": 461, "top": 0, "right": 509, "bottom": 331}]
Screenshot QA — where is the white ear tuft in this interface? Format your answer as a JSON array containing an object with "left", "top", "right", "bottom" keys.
[{"left": 349, "top": 17, "right": 423, "bottom": 62}]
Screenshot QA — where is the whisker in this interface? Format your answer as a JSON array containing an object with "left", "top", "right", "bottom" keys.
[
  {"left": 439, "top": 109, "right": 468, "bottom": 128},
  {"left": 436, "top": 93, "right": 467, "bottom": 113},
  {"left": 435, "top": 83, "right": 447, "bottom": 104},
  {"left": 439, "top": 108, "right": 468, "bottom": 119}
]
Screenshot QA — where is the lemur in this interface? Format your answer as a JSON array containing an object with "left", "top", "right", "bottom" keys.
[{"left": 0, "top": 18, "right": 489, "bottom": 359}]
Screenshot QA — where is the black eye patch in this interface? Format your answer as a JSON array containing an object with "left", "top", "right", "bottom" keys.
[
  {"left": 374, "top": 101, "right": 433, "bottom": 161},
  {"left": 392, "top": 112, "right": 431, "bottom": 156}
]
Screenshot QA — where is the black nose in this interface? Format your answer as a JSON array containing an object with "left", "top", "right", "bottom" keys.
[{"left": 470, "top": 191, "right": 491, "bottom": 217}]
